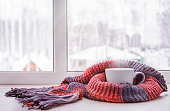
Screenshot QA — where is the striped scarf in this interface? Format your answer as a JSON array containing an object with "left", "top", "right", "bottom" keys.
[{"left": 5, "top": 60, "right": 168, "bottom": 110}]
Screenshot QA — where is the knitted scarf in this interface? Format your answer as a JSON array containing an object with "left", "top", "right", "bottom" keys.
[{"left": 5, "top": 60, "right": 168, "bottom": 110}]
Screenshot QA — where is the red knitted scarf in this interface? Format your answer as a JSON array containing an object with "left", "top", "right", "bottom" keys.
[{"left": 5, "top": 60, "right": 168, "bottom": 110}]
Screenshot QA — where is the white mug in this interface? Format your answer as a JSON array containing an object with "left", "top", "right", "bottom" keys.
[{"left": 105, "top": 68, "right": 145, "bottom": 84}]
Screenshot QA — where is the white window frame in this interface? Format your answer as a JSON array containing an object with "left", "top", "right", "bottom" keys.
[
  {"left": 0, "top": 0, "right": 169, "bottom": 84},
  {"left": 0, "top": 0, "right": 75, "bottom": 85}
]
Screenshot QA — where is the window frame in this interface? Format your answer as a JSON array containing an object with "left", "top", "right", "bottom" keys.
[
  {"left": 65, "top": 0, "right": 170, "bottom": 83},
  {"left": 0, "top": 0, "right": 169, "bottom": 84},
  {"left": 0, "top": 0, "right": 79, "bottom": 84}
]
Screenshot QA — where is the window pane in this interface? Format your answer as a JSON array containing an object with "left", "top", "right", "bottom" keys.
[
  {"left": 68, "top": 0, "right": 170, "bottom": 71},
  {"left": 0, "top": 0, "right": 53, "bottom": 71}
]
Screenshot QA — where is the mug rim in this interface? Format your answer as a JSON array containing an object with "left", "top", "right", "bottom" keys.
[{"left": 105, "top": 68, "right": 134, "bottom": 71}]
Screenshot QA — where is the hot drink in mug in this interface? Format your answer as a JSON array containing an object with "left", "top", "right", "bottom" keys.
[{"left": 105, "top": 68, "right": 145, "bottom": 84}]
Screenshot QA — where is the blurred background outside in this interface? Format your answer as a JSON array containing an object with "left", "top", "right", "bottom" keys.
[
  {"left": 0, "top": 0, "right": 53, "bottom": 71},
  {"left": 68, "top": 0, "right": 170, "bottom": 71}
]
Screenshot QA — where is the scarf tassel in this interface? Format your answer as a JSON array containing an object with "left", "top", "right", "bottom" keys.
[{"left": 5, "top": 87, "right": 80, "bottom": 110}]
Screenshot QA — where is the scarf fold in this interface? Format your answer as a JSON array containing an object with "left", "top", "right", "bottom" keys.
[{"left": 5, "top": 60, "right": 168, "bottom": 110}]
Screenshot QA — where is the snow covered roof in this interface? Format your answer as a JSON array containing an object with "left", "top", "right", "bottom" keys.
[{"left": 69, "top": 45, "right": 141, "bottom": 61}]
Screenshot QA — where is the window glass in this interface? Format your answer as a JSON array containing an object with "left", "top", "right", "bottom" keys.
[
  {"left": 68, "top": 0, "right": 170, "bottom": 71},
  {"left": 0, "top": 0, "right": 53, "bottom": 71}
]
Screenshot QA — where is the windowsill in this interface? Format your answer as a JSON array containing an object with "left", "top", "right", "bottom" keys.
[{"left": 0, "top": 84, "right": 169, "bottom": 111}]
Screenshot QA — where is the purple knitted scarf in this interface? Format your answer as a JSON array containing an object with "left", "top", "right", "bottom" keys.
[{"left": 5, "top": 60, "right": 168, "bottom": 110}]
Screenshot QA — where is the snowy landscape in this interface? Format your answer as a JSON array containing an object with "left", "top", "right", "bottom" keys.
[
  {"left": 0, "top": 0, "right": 53, "bottom": 71},
  {"left": 0, "top": 0, "right": 170, "bottom": 71},
  {"left": 68, "top": 0, "right": 170, "bottom": 71}
]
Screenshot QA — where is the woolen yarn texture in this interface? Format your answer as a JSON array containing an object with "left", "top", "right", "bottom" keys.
[{"left": 5, "top": 60, "right": 168, "bottom": 110}]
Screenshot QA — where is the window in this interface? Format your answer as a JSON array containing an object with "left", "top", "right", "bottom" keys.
[
  {"left": 67, "top": 0, "right": 170, "bottom": 71},
  {"left": 0, "top": 0, "right": 169, "bottom": 84},
  {"left": 0, "top": 0, "right": 59, "bottom": 84},
  {"left": 0, "top": 0, "right": 53, "bottom": 71}
]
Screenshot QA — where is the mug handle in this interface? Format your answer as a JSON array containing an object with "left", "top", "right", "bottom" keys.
[{"left": 133, "top": 72, "right": 145, "bottom": 85}]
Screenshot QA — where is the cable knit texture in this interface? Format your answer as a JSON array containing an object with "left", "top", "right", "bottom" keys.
[{"left": 5, "top": 60, "right": 168, "bottom": 110}]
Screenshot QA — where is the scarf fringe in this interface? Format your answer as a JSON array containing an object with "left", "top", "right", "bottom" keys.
[{"left": 5, "top": 87, "right": 80, "bottom": 110}]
